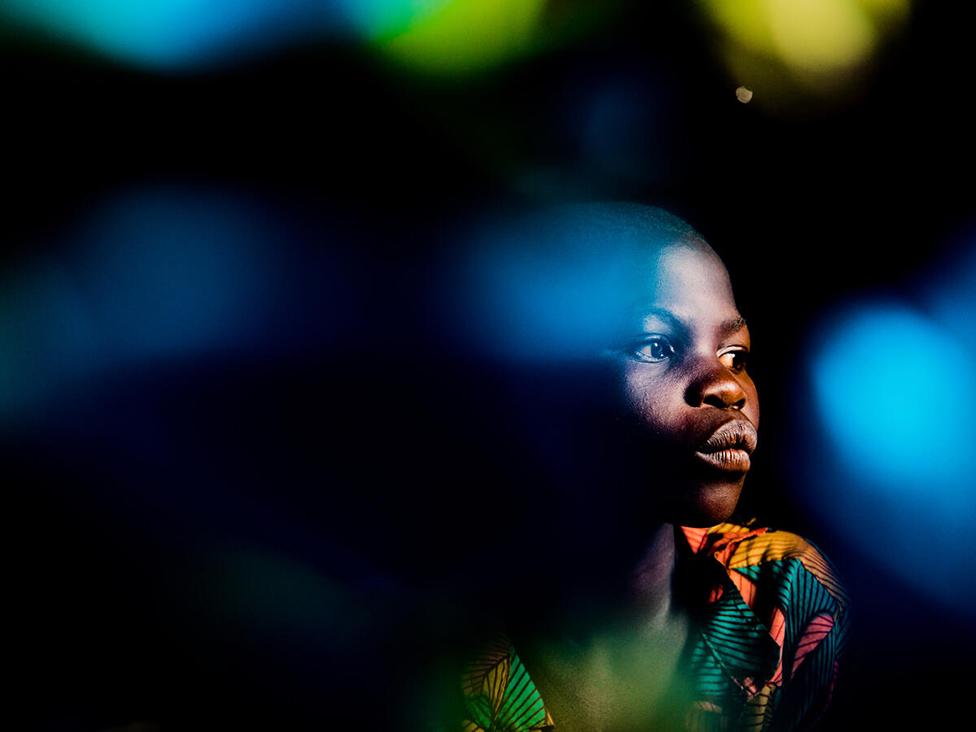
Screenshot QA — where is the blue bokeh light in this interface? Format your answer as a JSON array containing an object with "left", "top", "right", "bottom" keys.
[
  {"left": 1, "top": 0, "right": 343, "bottom": 70},
  {"left": 0, "top": 187, "right": 280, "bottom": 420},
  {"left": 75, "top": 188, "right": 276, "bottom": 361},
  {"left": 803, "top": 258, "right": 976, "bottom": 614},
  {"left": 453, "top": 205, "right": 669, "bottom": 362},
  {"left": 811, "top": 301, "right": 975, "bottom": 489}
]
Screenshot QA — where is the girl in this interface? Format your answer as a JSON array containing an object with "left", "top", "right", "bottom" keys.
[{"left": 429, "top": 202, "right": 848, "bottom": 732}]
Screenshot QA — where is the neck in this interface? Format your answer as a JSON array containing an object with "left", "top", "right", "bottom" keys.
[
  {"left": 627, "top": 522, "right": 679, "bottom": 635},
  {"left": 512, "top": 522, "right": 680, "bottom": 646}
]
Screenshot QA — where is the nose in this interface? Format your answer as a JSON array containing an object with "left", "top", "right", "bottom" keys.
[{"left": 686, "top": 359, "right": 747, "bottom": 411}]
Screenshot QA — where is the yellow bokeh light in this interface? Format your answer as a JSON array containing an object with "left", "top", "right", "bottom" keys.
[
  {"left": 768, "top": 0, "right": 875, "bottom": 71},
  {"left": 699, "top": 0, "right": 911, "bottom": 102},
  {"left": 703, "top": 0, "right": 778, "bottom": 55}
]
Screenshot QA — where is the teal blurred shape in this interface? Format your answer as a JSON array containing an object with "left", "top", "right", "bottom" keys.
[{"left": 1, "top": 0, "right": 344, "bottom": 70}]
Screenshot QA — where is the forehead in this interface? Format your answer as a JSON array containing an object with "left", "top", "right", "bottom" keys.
[{"left": 628, "top": 242, "right": 741, "bottom": 328}]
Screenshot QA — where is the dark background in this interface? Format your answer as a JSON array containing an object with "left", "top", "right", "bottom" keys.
[{"left": 4, "top": 3, "right": 975, "bottom": 729}]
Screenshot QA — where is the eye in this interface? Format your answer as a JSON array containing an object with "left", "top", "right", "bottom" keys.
[
  {"left": 719, "top": 348, "right": 750, "bottom": 373},
  {"left": 629, "top": 335, "right": 676, "bottom": 363}
]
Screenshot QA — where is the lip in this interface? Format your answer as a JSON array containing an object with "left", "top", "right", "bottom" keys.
[{"left": 693, "top": 418, "right": 758, "bottom": 473}]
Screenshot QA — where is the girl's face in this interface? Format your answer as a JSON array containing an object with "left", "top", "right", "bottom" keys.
[{"left": 611, "top": 241, "right": 759, "bottom": 527}]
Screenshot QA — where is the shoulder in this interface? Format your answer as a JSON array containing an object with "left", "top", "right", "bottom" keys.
[
  {"left": 682, "top": 522, "right": 851, "bottom": 727},
  {"left": 682, "top": 523, "right": 850, "bottom": 729},
  {"left": 732, "top": 526, "right": 849, "bottom": 619},
  {"left": 682, "top": 522, "right": 849, "bottom": 612}
]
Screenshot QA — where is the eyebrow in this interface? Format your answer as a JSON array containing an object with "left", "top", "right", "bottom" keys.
[
  {"left": 720, "top": 315, "right": 749, "bottom": 338},
  {"left": 640, "top": 306, "right": 749, "bottom": 338}
]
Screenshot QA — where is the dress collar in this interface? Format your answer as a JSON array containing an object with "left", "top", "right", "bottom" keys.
[{"left": 675, "top": 521, "right": 784, "bottom": 699}]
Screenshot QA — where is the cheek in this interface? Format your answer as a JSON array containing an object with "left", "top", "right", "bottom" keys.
[{"left": 622, "top": 366, "right": 679, "bottom": 433}]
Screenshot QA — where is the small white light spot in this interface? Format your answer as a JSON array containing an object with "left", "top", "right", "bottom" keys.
[{"left": 735, "top": 86, "right": 753, "bottom": 104}]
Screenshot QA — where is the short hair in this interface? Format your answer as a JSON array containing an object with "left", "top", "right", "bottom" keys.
[{"left": 561, "top": 201, "right": 705, "bottom": 246}]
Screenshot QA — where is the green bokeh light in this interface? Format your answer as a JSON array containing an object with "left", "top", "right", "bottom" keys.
[{"left": 354, "top": 0, "right": 549, "bottom": 75}]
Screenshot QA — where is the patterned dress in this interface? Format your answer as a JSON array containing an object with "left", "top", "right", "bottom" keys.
[{"left": 458, "top": 522, "right": 850, "bottom": 731}]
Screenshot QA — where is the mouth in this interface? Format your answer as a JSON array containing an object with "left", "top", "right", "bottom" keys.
[{"left": 693, "top": 418, "right": 758, "bottom": 474}]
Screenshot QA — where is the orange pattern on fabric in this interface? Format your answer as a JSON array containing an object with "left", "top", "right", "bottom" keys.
[
  {"left": 680, "top": 522, "right": 845, "bottom": 695},
  {"left": 768, "top": 607, "right": 786, "bottom": 685},
  {"left": 792, "top": 612, "right": 835, "bottom": 676}
]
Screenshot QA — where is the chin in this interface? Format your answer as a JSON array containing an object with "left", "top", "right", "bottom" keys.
[{"left": 671, "top": 478, "right": 745, "bottom": 528}]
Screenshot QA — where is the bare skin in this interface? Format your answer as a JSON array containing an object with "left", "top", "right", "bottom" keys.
[
  {"left": 512, "top": 236, "right": 759, "bottom": 731},
  {"left": 513, "top": 525, "right": 691, "bottom": 731}
]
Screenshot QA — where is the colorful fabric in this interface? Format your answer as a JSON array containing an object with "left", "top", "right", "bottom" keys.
[{"left": 458, "top": 522, "right": 850, "bottom": 731}]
